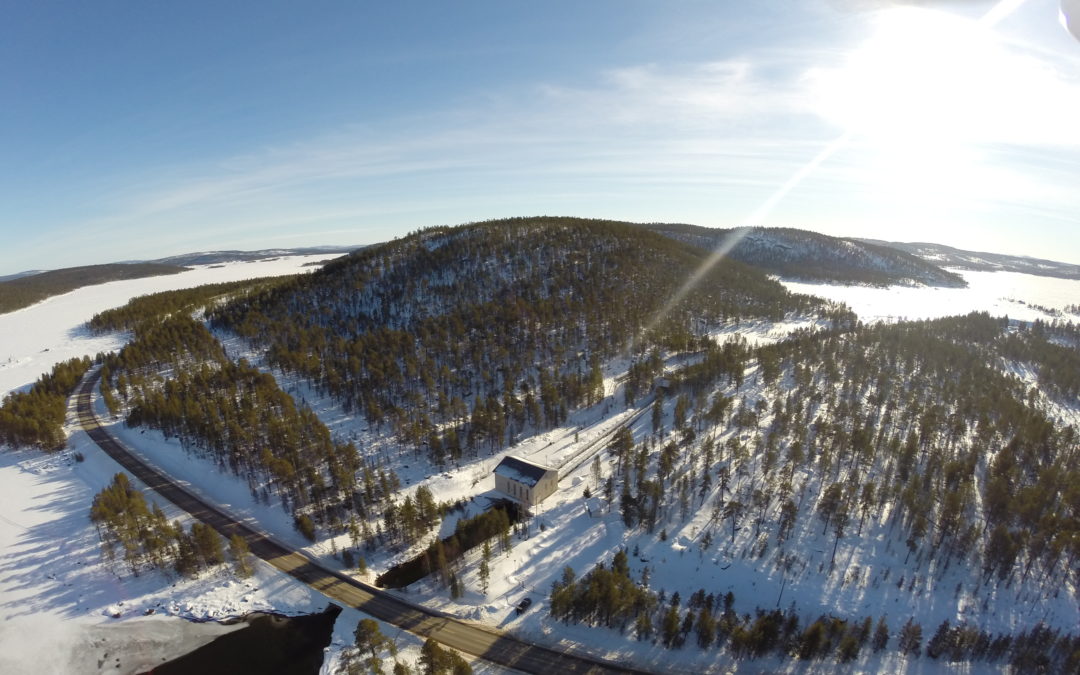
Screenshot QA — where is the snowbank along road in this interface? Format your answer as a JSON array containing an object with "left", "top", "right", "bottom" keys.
[{"left": 74, "top": 369, "right": 650, "bottom": 675}]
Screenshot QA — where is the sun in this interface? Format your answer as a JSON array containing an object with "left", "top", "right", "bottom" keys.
[
  {"left": 809, "top": 7, "right": 1006, "bottom": 150},
  {"left": 802, "top": 4, "right": 1080, "bottom": 217}
]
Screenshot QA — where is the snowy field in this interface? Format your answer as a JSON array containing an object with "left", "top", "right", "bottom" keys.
[
  {"left": 0, "top": 256, "right": 346, "bottom": 673},
  {"left": 0, "top": 253, "right": 507, "bottom": 675},
  {"left": 782, "top": 268, "right": 1080, "bottom": 323},
  {"left": 0, "top": 254, "right": 341, "bottom": 397},
  {"left": 2, "top": 259, "right": 1078, "bottom": 673},
  {"left": 0, "top": 433, "right": 501, "bottom": 675},
  {"left": 0, "top": 402, "right": 328, "bottom": 672}
]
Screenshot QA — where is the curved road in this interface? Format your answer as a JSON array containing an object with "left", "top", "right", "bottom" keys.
[{"left": 74, "top": 371, "right": 649, "bottom": 675}]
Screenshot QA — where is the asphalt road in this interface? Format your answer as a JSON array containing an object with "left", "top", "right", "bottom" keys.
[{"left": 74, "top": 370, "right": 649, "bottom": 674}]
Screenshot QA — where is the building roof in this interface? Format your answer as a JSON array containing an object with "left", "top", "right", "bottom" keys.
[{"left": 493, "top": 456, "right": 556, "bottom": 487}]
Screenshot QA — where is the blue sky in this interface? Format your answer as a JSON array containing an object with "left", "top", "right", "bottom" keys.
[{"left": 2, "top": 0, "right": 1079, "bottom": 274}]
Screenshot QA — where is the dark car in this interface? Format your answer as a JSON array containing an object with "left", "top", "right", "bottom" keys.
[{"left": 515, "top": 597, "right": 533, "bottom": 615}]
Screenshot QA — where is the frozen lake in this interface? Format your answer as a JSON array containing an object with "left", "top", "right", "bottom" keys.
[
  {"left": 781, "top": 269, "right": 1080, "bottom": 323},
  {"left": 0, "top": 255, "right": 340, "bottom": 397}
]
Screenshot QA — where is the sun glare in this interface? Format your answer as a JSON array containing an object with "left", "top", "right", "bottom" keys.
[
  {"left": 803, "top": 2, "right": 1079, "bottom": 217},
  {"left": 810, "top": 8, "right": 1007, "bottom": 149}
]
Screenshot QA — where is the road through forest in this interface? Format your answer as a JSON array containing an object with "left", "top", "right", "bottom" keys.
[{"left": 74, "top": 369, "right": 650, "bottom": 674}]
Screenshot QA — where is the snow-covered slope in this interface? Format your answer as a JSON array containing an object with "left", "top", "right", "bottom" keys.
[
  {"left": 0, "top": 251, "right": 516, "bottom": 674},
  {"left": 650, "top": 224, "right": 967, "bottom": 287},
  {"left": 148, "top": 246, "right": 357, "bottom": 267},
  {"left": 0, "top": 255, "right": 347, "bottom": 673},
  {"left": 0, "top": 255, "right": 338, "bottom": 397},
  {"left": 782, "top": 268, "right": 1080, "bottom": 323},
  {"left": 7, "top": 225, "right": 1079, "bottom": 673},
  {"left": 861, "top": 239, "right": 1080, "bottom": 280}
]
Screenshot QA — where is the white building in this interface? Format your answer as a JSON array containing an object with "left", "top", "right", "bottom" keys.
[{"left": 493, "top": 456, "right": 558, "bottom": 509}]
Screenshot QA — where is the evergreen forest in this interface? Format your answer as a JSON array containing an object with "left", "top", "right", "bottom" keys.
[{"left": 71, "top": 217, "right": 1080, "bottom": 669}]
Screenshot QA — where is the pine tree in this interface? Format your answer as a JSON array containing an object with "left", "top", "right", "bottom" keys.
[
  {"left": 294, "top": 513, "right": 316, "bottom": 542},
  {"left": 419, "top": 638, "right": 472, "bottom": 675},
  {"left": 191, "top": 522, "right": 224, "bottom": 567},
  {"left": 898, "top": 618, "right": 923, "bottom": 657},
  {"left": 229, "top": 533, "right": 252, "bottom": 578},
  {"left": 478, "top": 541, "right": 491, "bottom": 596},
  {"left": 696, "top": 607, "right": 716, "bottom": 648},
  {"left": 635, "top": 610, "right": 653, "bottom": 642},
  {"left": 661, "top": 604, "right": 681, "bottom": 648},
  {"left": 354, "top": 618, "right": 392, "bottom": 659}
]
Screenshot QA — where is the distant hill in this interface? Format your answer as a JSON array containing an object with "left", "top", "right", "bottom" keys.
[
  {"left": 859, "top": 239, "right": 1080, "bottom": 280},
  {"left": 647, "top": 224, "right": 967, "bottom": 287},
  {"left": 0, "top": 263, "right": 188, "bottom": 315},
  {"left": 0, "top": 246, "right": 358, "bottom": 316},
  {"left": 147, "top": 245, "right": 357, "bottom": 267},
  {"left": 0, "top": 270, "right": 46, "bottom": 284}
]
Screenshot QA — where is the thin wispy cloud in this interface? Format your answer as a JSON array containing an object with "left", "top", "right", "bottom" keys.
[{"left": 30, "top": 2, "right": 1080, "bottom": 268}]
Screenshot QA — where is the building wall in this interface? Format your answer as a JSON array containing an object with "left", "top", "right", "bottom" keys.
[
  {"left": 494, "top": 470, "right": 559, "bottom": 509},
  {"left": 494, "top": 474, "right": 515, "bottom": 502},
  {"left": 534, "top": 471, "right": 558, "bottom": 505}
]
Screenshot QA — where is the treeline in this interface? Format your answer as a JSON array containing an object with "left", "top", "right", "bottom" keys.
[
  {"left": 0, "top": 263, "right": 187, "bottom": 315},
  {"left": 124, "top": 358, "right": 362, "bottom": 514},
  {"left": 562, "top": 310, "right": 1080, "bottom": 660},
  {"left": 88, "top": 277, "right": 286, "bottom": 333},
  {"left": 338, "top": 621, "right": 474, "bottom": 675},
  {"left": 100, "top": 315, "right": 396, "bottom": 539},
  {"left": 376, "top": 504, "right": 515, "bottom": 589},
  {"left": 381, "top": 485, "right": 440, "bottom": 548},
  {"left": 764, "top": 313, "right": 1080, "bottom": 586},
  {"left": 622, "top": 311, "right": 1080, "bottom": 592},
  {"left": 90, "top": 472, "right": 251, "bottom": 578},
  {"left": 102, "top": 313, "right": 227, "bottom": 383},
  {"left": 647, "top": 224, "right": 967, "bottom": 288},
  {"left": 209, "top": 218, "right": 821, "bottom": 465},
  {"left": 999, "top": 317, "right": 1080, "bottom": 400},
  {"left": 0, "top": 356, "right": 92, "bottom": 450},
  {"left": 549, "top": 555, "right": 1079, "bottom": 670},
  {"left": 549, "top": 550, "right": 654, "bottom": 630}
]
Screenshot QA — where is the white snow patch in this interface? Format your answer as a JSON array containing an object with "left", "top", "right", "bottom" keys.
[
  {"left": 0, "top": 255, "right": 337, "bottom": 397},
  {"left": 782, "top": 269, "right": 1080, "bottom": 323}
]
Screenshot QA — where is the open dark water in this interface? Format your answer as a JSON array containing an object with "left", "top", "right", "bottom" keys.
[{"left": 145, "top": 605, "right": 341, "bottom": 675}]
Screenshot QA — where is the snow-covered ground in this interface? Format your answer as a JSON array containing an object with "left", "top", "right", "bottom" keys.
[
  {"left": 127, "top": 336, "right": 1070, "bottom": 673},
  {"left": 709, "top": 316, "right": 835, "bottom": 346},
  {"left": 0, "top": 254, "right": 341, "bottom": 396},
  {"left": 0, "top": 428, "right": 503, "bottom": 674},
  {"left": 0, "top": 252, "right": 507, "bottom": 675},
  {"left": 781, "top": 268, "right": 1080, "bottom": 323},
  {"left": 3, "top": 258, "right": 1077, "bottom": 673},
  {"left": 0, "top": 426, "right": 326, "bottom": 673},
  {"left": 0, "top": 254, "right": 361, "bottom": 674}
]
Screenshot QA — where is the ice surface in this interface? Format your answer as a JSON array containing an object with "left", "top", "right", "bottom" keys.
[{"left": 782, "top": 268, "right": 1080, "bottom": 323}]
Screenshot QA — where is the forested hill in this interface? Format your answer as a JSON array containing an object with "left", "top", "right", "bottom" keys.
[
  {"left": 0, "top": 263, "right": 188, "bottom": 315},
  {"left": 648, "top": 224, "right": 966, "bottom": 288},
  {"left": 209, "top": 217, "right": 827, "bottom": 455},
  {"left": 860, "top": 239, "right": 1080, "bottom": 280},
  {"left": 148, "top": 246, "right": 356, "bottom": 267}
]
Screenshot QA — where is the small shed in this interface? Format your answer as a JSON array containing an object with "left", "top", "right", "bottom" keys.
[{"left": 493, "top": 456, "right": 559, "bottom": 509}]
